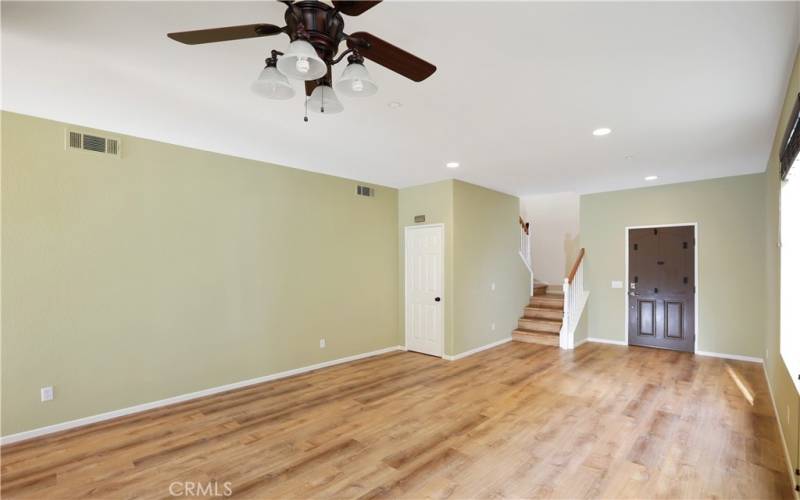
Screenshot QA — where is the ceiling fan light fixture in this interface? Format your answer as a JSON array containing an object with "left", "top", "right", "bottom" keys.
[
  {"left": 308, "top": 85, "right": 344, "bottom": 114},
  {"left": 251, "top": 64, "right": 295, "bottom": 100},
  {"left": 336, "top": 59, "right": 377, "bottom": 97},
  {"left": 277, "top": 39, "right": 327, "bottom": 81}
]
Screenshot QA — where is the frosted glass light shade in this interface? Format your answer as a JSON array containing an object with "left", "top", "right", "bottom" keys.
[
  {"left": 335, "top": 62, "right": 377, "bottom": 97},
  {"left": 251, "top": 66, "right": 295, "bottom": 100},
  {"left": 277, "top": 39, "right": 327, "bottom": 80},
  {"left": 308, "top": 85, "right": 343, "bottom": 114}
]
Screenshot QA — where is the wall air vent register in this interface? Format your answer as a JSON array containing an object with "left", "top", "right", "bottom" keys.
[{"left": 65, "top": 129, "right": 121, "bottom": 157}]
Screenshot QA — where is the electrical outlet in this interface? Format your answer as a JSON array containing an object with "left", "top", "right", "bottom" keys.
[
  {"left": 40, "top": 386, "right": 53, "bottom": 402},
  {"left": 491, "top": 323, "right": 496, "bottom": 331},
  {"left": 611, "top": 281, "right": 623, "bottom": 289},
  {"left": 319, "top": 338, "right": 326, "bottom": 349},
  {"left": 491, "top": 282, "right": 496, "bottom": 291}
]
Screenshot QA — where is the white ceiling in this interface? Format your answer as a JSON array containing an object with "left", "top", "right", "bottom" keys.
[{"left": 2, "top": 1, "right": 798, "bottom": 195}]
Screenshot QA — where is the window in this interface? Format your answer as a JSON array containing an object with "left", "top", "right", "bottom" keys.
[
  {"left": 780, "top": 158, "right": 799, "bottom": 388},
  {"left": 779, "top": 93, "right": 800, "bottom": 387}
]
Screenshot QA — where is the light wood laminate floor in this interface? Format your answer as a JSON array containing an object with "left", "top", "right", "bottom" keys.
[{"left": 1, "top": 342, "right": 794, "bottom": 499}]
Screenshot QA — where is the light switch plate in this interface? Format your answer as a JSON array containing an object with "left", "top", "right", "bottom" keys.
[
  {"left": 611, "top": 281, "right": 623, "bottom": 289},
  {"left": 41, "top": 386, "right": 54, "bottom": 402}
]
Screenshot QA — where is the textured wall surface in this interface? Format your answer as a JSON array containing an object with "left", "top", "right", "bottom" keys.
[
  {"left": 581, "top": 174, "right": 766, "bottom": 357},
  {"left": 2, "top": 112, "right": 399, "bottom": 435}
]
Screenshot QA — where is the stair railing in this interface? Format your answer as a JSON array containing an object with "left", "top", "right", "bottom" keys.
[
  {"left": 561, "top": 248, "right": 586, "bottom": 349},
  {"left": 518, "top": 217, "right": 533, "bottom": 296}
]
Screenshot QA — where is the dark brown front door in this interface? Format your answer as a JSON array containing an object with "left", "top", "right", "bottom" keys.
[{"left": 628, "top": 226, "right": 695, "bottom": 352}]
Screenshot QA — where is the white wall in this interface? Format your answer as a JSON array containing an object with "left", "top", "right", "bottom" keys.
[{"left": 520, "top": 192, "right": 580, "bottom": 285}]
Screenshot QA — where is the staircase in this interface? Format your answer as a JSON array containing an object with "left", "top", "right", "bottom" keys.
[{"left": 512, "top": 282, "right": 564, "bottom": 346}]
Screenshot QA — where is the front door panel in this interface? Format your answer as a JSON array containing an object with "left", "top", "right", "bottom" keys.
[{"left": 628, "top": 226, "right": 695, "bottom": 352}]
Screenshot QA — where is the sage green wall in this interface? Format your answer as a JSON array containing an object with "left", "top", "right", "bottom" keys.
[
  {"left": 397, "top": 180, "right": 454, "bottom": 353},
  {"left": 580, "top": 174, "right": 766, "bottom": 357},
  {"left": 398, "top": 180, "right": 529, "bottom": 356},
  {"left": 452, "top": 181, "right": 529, "bottom": 354},
  {"left": 1, "top": 111, "right": 399, "bottom": 436},
  {"left": 764, "top": 46, "right": 800, "bottom": 474}
]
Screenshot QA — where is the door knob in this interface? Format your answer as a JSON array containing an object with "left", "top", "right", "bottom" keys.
[{"left": 435, "top": 297, "right": 441, "bottom": 302}]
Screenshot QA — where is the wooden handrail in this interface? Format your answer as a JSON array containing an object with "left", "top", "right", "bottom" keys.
[
  {"left": 518, "top": 216, "right": 530, "bottom": 235},
  {"left": 567, "top": 248, "right": 585, "bottom": 284}
]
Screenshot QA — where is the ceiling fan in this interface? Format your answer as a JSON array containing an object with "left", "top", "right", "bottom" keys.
[{"left": 167, "top": 0, "right": 436, "bottom": 119}]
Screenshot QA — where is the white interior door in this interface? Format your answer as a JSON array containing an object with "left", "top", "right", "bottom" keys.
[{"left": 405, "top": 224, "right": 444, "bottom": 357}]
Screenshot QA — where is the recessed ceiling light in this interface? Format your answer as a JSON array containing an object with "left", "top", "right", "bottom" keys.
[
  {"left": 644, "top": 175, "right": 658, "bottom": 181},
  {"left": 446, "top": 161, "right": 460, "bottom": 169},
  {"left": 388, "top": 101, "right": 402, "bottom": 109},
  {"left": 592, "top": 127, "right": 612, "bottom": 136}
]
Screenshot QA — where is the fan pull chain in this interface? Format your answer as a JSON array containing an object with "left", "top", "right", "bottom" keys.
[
  {"left": 304, "top": 96, "right": 308, "bottom": 123},
  {"left": 321, "top": 86, "right": 326, "bottom": 113}
]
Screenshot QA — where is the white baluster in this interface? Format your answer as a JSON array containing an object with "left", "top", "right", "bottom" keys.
[{"left": 561, "top": 278, "right": 570, "bottom": 349}]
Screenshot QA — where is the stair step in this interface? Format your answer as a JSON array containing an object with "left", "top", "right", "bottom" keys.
[
  {"left": 530, "top": 294, "right": 564, "bottom": 309},
  {"left": 518, "top": 317, "right": 562, "bottom": 333},
  {"left": 546, "top": 286, "right": 564, "bottom": 296},
  {"left": 523, "top": 306, "right": 563, "bottom": 320},
  {"left": 512, "top": 329, "right": 560, "bottom": 346},
  {"left": 532, "top": 282, "right": 549, "bottom": 296}
]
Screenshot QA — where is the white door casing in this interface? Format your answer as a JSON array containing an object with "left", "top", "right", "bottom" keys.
[{"left": 404, "top": 224, "right": 444, "bottom": 357}]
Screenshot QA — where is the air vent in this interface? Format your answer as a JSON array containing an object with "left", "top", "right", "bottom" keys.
[
  {"left": 65, "top": 129, "right": 121, "bottom": 157},
  {"left": 106, "top": 138, "right": 119, "bottom": 155},
  {"left": 82, "top": 134, "right": 106, "bottom": 152},
  {"left": 68, "top": 131, "right": 82, "bottom": 149},
  {"left": 356, "top": 185, "right": 374, "bottom": 197}
]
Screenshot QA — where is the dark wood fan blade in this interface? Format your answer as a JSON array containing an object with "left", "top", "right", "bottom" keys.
[
  {"left": 167, "top": 24, "right": 283, "bottom": 45},
  {"left": 346, "top": 31, "right": 436, "bottom": 82},
  {"left": 333, "top": 1, "right": 381, "bottom": 16}
]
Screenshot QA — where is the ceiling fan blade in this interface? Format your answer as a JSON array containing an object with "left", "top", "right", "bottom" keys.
[
  {"left": 346, "top": 31, "right": 436, "bottom": 82},
  {"left": 333, "top": 1, "right": 382, "bottom": 16},
  {"left": 167, "top": 24, "right": 283, "bottom": 45}
]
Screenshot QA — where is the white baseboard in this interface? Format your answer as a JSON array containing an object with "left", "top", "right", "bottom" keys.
[
  {"left": 0, "top": 345, "right": 405, "bottom": 446},
  {"left": 695, "top": 350, "right": 763, "bottom": 363},
  {"left": 583, "top": 340, "right": 764, "bottom": 364},
  {"left": 573, "top": 337, "right": 589, "bottom": 348},
  {"left": 587, "top": 337, "right": 628, "bottom": 346},
  {"left": 443, "top": 337, "right": 511, "bottom": 361},
  {"left": 762, "top": 363, "right": 799, "bottom": 499}
]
